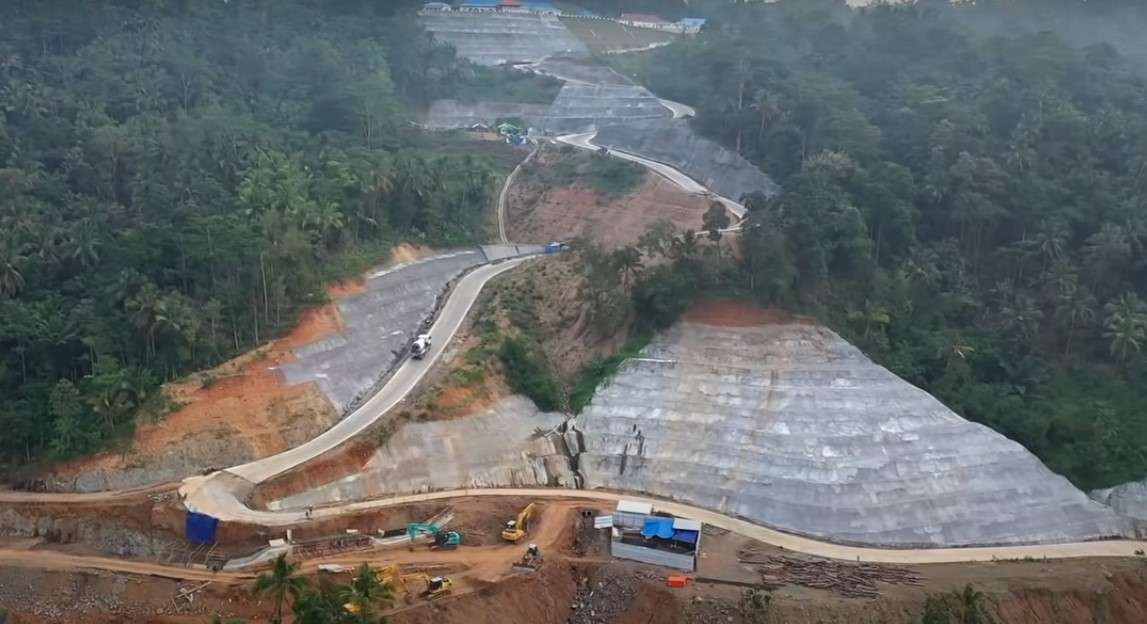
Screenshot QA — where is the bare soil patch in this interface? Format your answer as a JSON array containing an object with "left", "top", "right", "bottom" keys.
[
  {"left": 683, "top": 300, "right": 815, "bottom": 328},
  {"left": 506, "top": 144, "right": 711, "bottom": 248}
]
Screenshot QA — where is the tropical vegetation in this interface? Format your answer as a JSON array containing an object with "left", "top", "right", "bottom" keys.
[
  {"left": 236, "top": 556, "right": 393, "bottom": 624},
  {"left": 604, "top": 0, "right": 1147, "bottom": 489},
  {"left": 0, "top": 0, "right": 521, "bottom": 467}
]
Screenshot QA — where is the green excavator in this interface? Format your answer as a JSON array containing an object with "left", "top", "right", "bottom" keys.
[{"left": 406, "top": 523, "right": 462, "bottom": 549}]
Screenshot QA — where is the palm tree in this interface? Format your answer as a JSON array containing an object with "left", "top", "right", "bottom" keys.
[
  {"left": 293, "top": 577, "right": 346, "bottom": 624},
  {"left": 847, "top": 299, "right": 891, "bottom": 341},
  {"left": 0, "top": 237, "right": 26, "bottom": 297},
  {"left": 1055, "top": 287, "right": 1097, "bottom": 358},
  {"left": 341, "top": 563, "right": 394, "bottom": 624},
  {"left": 253, "top": 553, "right": 308, "bottom": 624},
  {"left": 670, "top": 230, "right": 700, "bottom": 260},
  {"left": 1104, "top": 292, "right": 1147, "bottom": 363},
  {"left": 702, "top": 202, "right": 731, "bottom": 263},
  {"left": 998, "top": 292, "right": 1043, "bottom": 344},
  {"left": 68, "top": 219, "right": 102, "bottom": 269},
  {"left": 958, "top": 583, "right": 988, "bottom": 624},
  {"left": 1083, "top": 223, "right": 1131, "bottom": 287},
  {"left": 939, "top": 331, "right": 975, "bottom": 371},
  {"left": 611, "top": 246, "right": 644, "bottom": 289}
]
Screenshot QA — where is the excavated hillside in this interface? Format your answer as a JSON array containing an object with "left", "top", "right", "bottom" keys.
[
  {"left": 573, "top": 302, "right": 1131, "bottom": 548},
  {"left": 506, "top": 144, "right": 712, "bottom": 247}
]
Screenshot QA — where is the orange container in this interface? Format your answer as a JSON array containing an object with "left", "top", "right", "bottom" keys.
[{"left": 666, "top": 575, "right": 689, "bottom": 588}]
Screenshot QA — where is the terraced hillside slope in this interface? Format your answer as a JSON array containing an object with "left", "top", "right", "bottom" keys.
[
  {"left": 539, "top": 83, "right": 669, "bottom": 133},
  {"left": 420, "top": 12, "right": 587, "bottom": 66},
  {"left": 574, "top": 303, "right": 1130, "bottom": 548},
  {"left": 594, "top": 119, "right": 780, "bottom": 201}
]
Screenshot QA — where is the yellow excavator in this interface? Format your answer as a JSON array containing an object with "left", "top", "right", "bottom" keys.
[{"left": 501, "top": 502, "right": 536, "bottom": 542}]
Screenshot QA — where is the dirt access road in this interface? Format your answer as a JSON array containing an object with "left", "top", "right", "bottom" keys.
[
  {"left": 175, "top": 487, "right": 1147, "bottom": 565},
  {"left": 0, "top": 499, "right": 581, "bottom": 591}
]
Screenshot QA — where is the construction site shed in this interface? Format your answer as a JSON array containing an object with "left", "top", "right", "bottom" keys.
[
  {"left": 611, "top": 539, "right": 696, "bottom": 571},
  {"left": 616, "top": 500, "right": 653, "bottom": 514}
]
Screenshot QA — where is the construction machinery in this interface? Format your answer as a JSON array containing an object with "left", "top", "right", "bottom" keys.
[
  {"left": 408, "top": 573, "right": 454, "bottom": 599},
  {"left": 512, "top": 543, "right": 544, "bottom": 573},
  {"left": 406, "top": 522, "right": 462, "bottom": 550},
  {"left": 411, "top": 333, "right": 432, "bottom": 359},
  {"left": 501, "top": 502, "right": 536, "bottom": 542},
  {"left": 432, "top": 530, "right": 461, "bottom": 550}
]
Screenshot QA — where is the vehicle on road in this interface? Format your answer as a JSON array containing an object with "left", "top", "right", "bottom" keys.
[{"left": 411, "top": 333, "right": 432, "bottom": 359}]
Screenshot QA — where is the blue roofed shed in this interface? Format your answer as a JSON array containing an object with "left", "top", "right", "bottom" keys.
[{"left": 677, "top": 17, "right": 707, "bottom": 33}]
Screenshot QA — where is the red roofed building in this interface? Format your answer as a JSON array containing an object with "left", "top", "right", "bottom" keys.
[{"left": 619, "top": 13, "right": 670, "bottom": 29}]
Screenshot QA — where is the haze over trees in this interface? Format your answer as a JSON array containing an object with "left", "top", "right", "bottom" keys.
[
  {"left": 610, "top": 0, "right": 1147, "bottom": 489},
  {"left": 0, "top": 0, "right": 511, "bottom": 467}
]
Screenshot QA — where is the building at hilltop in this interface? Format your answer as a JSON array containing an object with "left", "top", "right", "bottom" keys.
[
  {"left": 459, "top": 0, "right": 498, "bottom": 11},
  {"left": 677, "top": 18, "right": 707, "bottom": 34}
]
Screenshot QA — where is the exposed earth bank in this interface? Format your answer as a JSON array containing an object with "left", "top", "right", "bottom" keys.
[
  {"left": 4, "top": 556, "right": 1147, "bottom": 623},
  {"left": 506, "top": 143, "right": 712, "bottom": 249}
]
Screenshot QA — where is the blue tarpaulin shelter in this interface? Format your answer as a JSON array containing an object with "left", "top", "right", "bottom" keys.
[
  {"left": 185, "top": 511, "right": 219, "bottom": 545},
  {"left": 641, "top": 517, "right": 674, "bottom": 539},
  {"left": 672, "top": 530, "right": 699, "bottom": 544}
]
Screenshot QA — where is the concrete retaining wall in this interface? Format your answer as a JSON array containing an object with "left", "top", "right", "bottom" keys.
[
  {"left": 266, "top": 396, "right": 576, "bottom": 510},
  {"left": 279, "top": 250, "right": 486, "bottom": 413},
  {"left": 574, "top": 321, "right": 1130, "bottom": 548}
]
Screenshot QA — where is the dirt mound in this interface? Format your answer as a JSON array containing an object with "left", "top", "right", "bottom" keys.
[{"left": 682, "top": 300, "right": 815, "bottom": 328}]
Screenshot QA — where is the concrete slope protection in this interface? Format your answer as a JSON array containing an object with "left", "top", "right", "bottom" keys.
[
  {"left": 280, "top": 250, "right": 486, "bottom": 413},
  {"left": 422, "top": 99, "right": 550, "bottom": 131},
  {"left": 593, "top": 118, "right": 780, "bottom": 202},
  {"left": 573, "top": 319, "right": 1131, "bottom": 548},
  {"left": 539, "top": 83, "right": 670, "bottom": 134},
  {"left": 420, "top": 12, "right": 587, "bottom": 66},
  {"left": 1093, "top": 478, "right": 1147, "bottom": 525},
  {"left": 266, "top": 395, "right": 577, "bottom": 511}
]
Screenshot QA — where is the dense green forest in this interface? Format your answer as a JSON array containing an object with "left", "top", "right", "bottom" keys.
[
  {"left": 608, "top": 0, "right": 1147, "bottom": 489},
  {"left": 0, "top": 0, "right": 523, "bottom": 467}
]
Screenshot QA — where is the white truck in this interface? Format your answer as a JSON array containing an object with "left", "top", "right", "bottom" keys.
[{"left": 411, "top": 333, "right": 432, "bottom": 359}]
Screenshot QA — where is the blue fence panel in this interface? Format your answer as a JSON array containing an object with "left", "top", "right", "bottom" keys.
[{"left": 185, "top": 511, "right": 219, "bottom": 545}]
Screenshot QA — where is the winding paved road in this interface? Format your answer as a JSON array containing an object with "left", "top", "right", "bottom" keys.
[
  {"left": 179, "top": 257, "right": 531, "bottom": 514},
  {"left": 497, "top": 146, "right": 540, "bottom": 245},
  {"left": 556, "top": 131, "right": 745, "bottom": 220}
]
